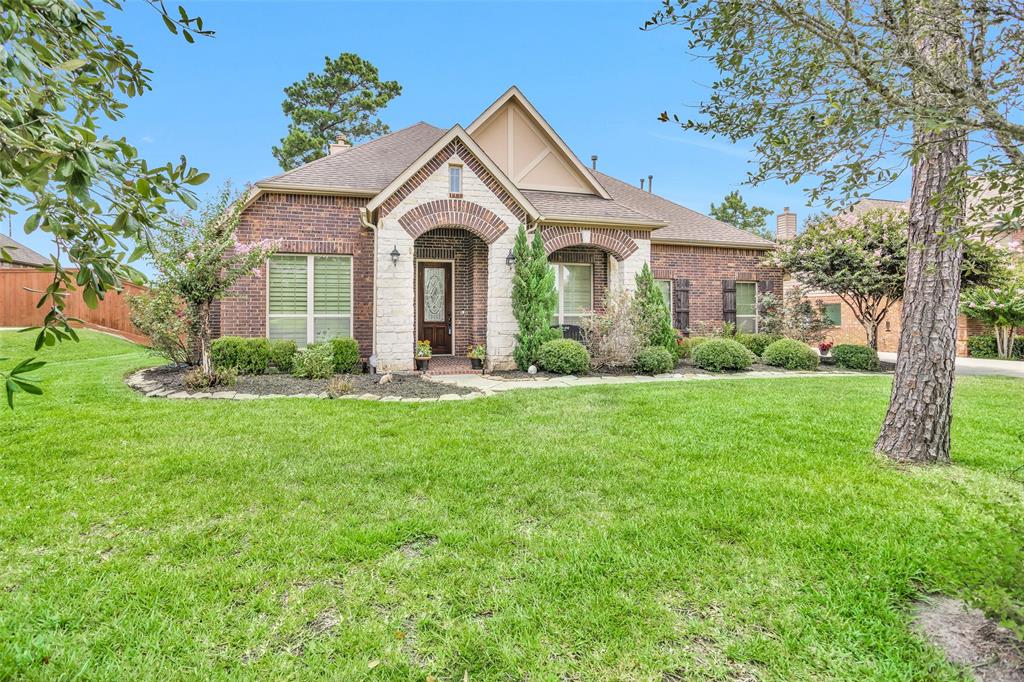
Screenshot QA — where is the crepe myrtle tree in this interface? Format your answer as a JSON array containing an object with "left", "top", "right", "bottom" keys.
[
  {"left": 770, "top": 208, "right": 1007, "bottom": 349},
  {"left": 0, "top": 0, "right": 213, "bottom": 407},
  {"left": 152, "top": 185, "right": 279, "bottom": 374},
  {"left": 646, "top": 0, "right": 1024, "bottom": 464},
  {"left": 961, "top": 246, "right": 1024, "bottom": 358},
  {"left": 511, "top": 225, "right": 559, "bottom": 371}
]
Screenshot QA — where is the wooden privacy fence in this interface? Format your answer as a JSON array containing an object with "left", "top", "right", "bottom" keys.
[{"left": 0, "top": 268, "right": 149, "bottom": 345}]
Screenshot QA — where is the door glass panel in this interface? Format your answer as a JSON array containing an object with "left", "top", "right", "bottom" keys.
[{"left": 423, "top": 267, "right": 446, "bottom": 322}]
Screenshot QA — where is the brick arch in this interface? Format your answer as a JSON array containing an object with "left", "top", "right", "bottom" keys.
[
  {"left": 398, "top": 199, "right": 509, "bottom": 244},
  {"left": 542, "top": 226, "right": 638, "bottom": 261}
]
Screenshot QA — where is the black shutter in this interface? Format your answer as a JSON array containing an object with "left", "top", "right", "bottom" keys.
[
  {"left": 673, "top": 278, "right": 690, "bottom": 333},
  {"left": 722, "top": 280, "right": 736, "bottom": 324}
]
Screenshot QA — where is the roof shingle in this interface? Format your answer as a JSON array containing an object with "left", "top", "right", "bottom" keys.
[
  {"left": 521, "top": 189, "right": 661, "bottom": 224},
  {"left": 0, "top": 234, "right": 49, "bottom": 266}
]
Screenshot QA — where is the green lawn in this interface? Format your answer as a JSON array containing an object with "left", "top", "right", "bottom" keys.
[{"left": 1, "top": 331, "right": 1022, "bottom": 680}]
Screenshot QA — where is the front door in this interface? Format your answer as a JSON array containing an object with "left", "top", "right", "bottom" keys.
[{"left": 417, "top": 262, "right": 452, "bottom": 355}]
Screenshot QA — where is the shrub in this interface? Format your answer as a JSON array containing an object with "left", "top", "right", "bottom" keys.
[
  {"left": 537, "top": 338, "right": 590, "bottom": 375},
  {"left": 691, "top": 339, "right": 755, "bottom": 371},
  {"left": 634, "top": 346, "right": 675, "bottom": 375},
  {"left": 211, "top": 336, "right": 271, "bottom": 374},
  {"left": 581, "top": 290, "right": 642, "bottom": 368},
  {"left": 126, "top": 287, "right": 190, "bottom": 364},
  {"left": 183, "top": 367, "right": 236, "bottom": 391},
  {"left": 268, "top": 340, "right": 296, "bottom": 372},
  {"left": 291, "top": 343, "right": 335, "bottom": 379},
  {"left": 329, "top": 337, "right": 361, "bottom": 373},
  {"left": 734, "top": 332, "right": 782, "bottom": 358},
  {"left": 761, "top": 339, "right": 820, "bottom": 371},
  {"left": 676, "top": 336, "right": 709, "bottom": 360},
  {"left": 633, "top": 263, "right": 676, "bottom": 356},
  {"left": 966, "top": 335, "right": 998, "bottom": 358},
  {"left": 831, "top": 344, "right": 881, "bottom": 371},
  {"left": 326, "top": 376, "right": 354, "bottom": 398}
]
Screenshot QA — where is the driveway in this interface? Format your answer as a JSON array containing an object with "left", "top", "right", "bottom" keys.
[{"left": 879, "top": 352, "right": 1024, "bottom": 378}]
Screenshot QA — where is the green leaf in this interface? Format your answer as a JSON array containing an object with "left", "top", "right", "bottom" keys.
[{"left": 57, "top": 58, "right": 88, "bottom": 71}]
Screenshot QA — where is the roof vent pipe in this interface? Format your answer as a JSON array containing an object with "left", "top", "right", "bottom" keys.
[
  {"left": 591, "top": 155, "right": 598, "bottom": 170},
  {"left": 640, "top": 178, "right": 645, "bottom": 191},
  {"left": 648, "top": 175, "right": 653, "bottom": 193}
]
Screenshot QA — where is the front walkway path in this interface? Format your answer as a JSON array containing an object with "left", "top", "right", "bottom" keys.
[
  {"left": 879, "top": 352, "right": 1024, "bottom": 378},
  {"left": 427, "top": 369, "right": 866, "bottom": 393}
]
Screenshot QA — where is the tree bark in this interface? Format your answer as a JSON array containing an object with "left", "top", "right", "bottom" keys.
[
  {"left": 195, "top": 301, "right": 213, "bottom": 374},
  {"left": 865, "top": 321, "right": 879, "bottom": 350},
  {"left": 875, "top": 125, "right": 966, "bottom": 464}
]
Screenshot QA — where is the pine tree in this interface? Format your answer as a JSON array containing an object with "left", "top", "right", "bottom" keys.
[{"left": 511, "top": 225, "right": 559, "bottom": 370}]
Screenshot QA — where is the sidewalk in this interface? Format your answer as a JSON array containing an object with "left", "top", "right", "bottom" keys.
[{"left": 878, "top": 352, "right": 1024, "bottom": 378}]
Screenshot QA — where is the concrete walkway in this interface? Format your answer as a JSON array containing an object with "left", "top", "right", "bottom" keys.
[
  {"left": 879, "top": 352, "right": 1024, "bottom": 378},
  {"left": 427, "top": 369, "right": 866, "bottom": 393}
]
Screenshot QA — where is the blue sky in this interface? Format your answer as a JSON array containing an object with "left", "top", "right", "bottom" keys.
[{"left": 11, "top": 0, "right": 910, "bottom": 265}]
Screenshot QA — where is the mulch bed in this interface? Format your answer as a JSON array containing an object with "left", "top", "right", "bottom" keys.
[{"left": 140, "top": 366, "right": 475, "bottom": 398}]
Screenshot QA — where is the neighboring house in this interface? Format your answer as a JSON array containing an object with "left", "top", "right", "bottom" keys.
[
  {"left": 776, "top": 201, "right": 1020, "bottom": 356},
  {"left": 0, "top": 234, "right": 49, "bottom": 268},
  {"left": 220, "top": 87, "right": 781, "bottom": 370}
]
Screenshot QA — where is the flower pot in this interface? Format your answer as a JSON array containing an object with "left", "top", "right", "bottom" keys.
[
  {"left": 470, "top": 358, "right": 483, "bottom": 370},
  {"left": 415, "top": 357, "right": 430, "bottom": 371}
]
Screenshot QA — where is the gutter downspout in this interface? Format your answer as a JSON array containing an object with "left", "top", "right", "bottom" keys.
[{"left": 359, "top": 206, "right": 378, "bottom": 370}]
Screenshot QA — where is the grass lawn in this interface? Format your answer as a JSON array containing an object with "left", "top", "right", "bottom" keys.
[{"left": 1, "top": 330, "right": 1023, "bottom": 680}]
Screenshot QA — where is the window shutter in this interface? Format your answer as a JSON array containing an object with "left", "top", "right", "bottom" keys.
[
  {"left": 673, "top": 278, "right": 690, "bottom": 333},
  {"left": 722, "top": 280, "right": 736, "bottom": 324}
]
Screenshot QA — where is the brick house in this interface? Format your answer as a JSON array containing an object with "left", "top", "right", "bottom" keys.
[
  {"left": 777, "top": 201, "right": 1020, "bottom": 356},
  {"left": 219, "top": 87, "right": 781, "bottom": 370}
]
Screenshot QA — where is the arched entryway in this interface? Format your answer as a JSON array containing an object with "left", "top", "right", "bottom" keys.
[{"left": 413, "top": 227, "right": 489, "bottom": 356}]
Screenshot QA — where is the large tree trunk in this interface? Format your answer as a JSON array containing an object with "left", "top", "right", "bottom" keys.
[
  {"left": 875, "top": 124, "right": 966, "bottom": 464},
  {"left": 865, "top": 321, "right": 879, "bottom": 350}
]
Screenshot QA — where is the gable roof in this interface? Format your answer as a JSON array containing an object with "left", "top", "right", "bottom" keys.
[
  {"left": 467, "top": 86, "right": 611, "bottom": 199},
  {"left": 594, "top": 172, "right": 776, "bottom": 249},
  {"left": 522, "top": 189, "right": 664, "bottom": 227},
  {"left": 0, "top": 234, "right": 49, "bottom": 266},
  {"left": 256, "top": 122, "right": 446, "bottom": 194},
  {"left": 366, "top": 125, "right": 539, "bottom": 220}
]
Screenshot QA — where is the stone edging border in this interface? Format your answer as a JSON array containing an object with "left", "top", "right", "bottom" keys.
[{"left": 125, "top": 369, "right": 486, "bottom": 403}]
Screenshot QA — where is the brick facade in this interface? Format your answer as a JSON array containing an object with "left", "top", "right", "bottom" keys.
[
  {"left": 413, "top": 228, "right": 489, "bottom": 354},
  {"left": 217, "top": 193, "right": 375, "bottom": 356},
  {"left": 650, "top": 243, "right": 782, "bottom": 331}
]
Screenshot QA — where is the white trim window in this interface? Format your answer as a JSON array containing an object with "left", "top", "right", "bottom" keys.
[
  {"left": 736, "top": 281, "right": 758, "bottom": 333},
  {"left": 655, "top": 279, "right": 672, "bottom": 316},
  {"left": 268, "top": 254, "right": 353, "bottom": 346},
  {"left": 448, "top": 164, "right": 462, "bottom": 194},
  {"left": 550, "top": 263, "right": 593, "bottom": 327}
]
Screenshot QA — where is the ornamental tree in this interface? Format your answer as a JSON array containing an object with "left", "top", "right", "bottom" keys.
[
  {"left": 633, "top": 263, "right": 677, "bottom": 356},
  {"left": 961, "top": 252, "right": 1024, "bottom": 358},
  {"left": 0, "top": 0, "right": 212, "bottom": 407},
  {"left": 772, "top": 208, "right": 1007, "bottom": 349},
  {"left": 151, "top": 185, "right": 278, "bottom": 373},
  {"left": 273, "top": 53, "right": 402, "bottom": 171},
  {"left": 646, "top": 0, "right": 1024, "bottom": 463},
  {"left": 511, "top": 225, "right": 558, "bottom": 371},
  {"left": 709, "top": 191, "right": 773, "bottom": 240}
]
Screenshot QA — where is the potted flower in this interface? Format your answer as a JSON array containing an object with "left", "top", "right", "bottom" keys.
[
  {"left": 467, "top": 344, "right": 486, "bottom": 370},
  {"left": 818, "top": 341, "right": 833, "bottom": 356},
  {"left": 415, "top": 340, "right": 432, "bottom": 371}
]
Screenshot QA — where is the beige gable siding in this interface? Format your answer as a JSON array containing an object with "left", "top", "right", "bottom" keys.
[{"left": 470, "top": 99, "right": 594, "bottom": 195}]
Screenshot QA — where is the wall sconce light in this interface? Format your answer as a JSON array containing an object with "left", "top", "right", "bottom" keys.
[
  {"left": 390, "top": 245, "right": 400, "bottom": 266},
  {"left": 505, "top": 249, "right": 515, "bottom": 268}
]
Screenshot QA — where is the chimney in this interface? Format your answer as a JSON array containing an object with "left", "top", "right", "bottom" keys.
[
  {"left": 647, "top": 175, "right": 653, "bottom": 193},
  {"left": 640, "top": 178, "right": 645, "bottom": 191},
  {"left": 776, "top": 207, "right": 797, "bottom": 241},
  {"left": 590, "top": 155, "right": 598, "bottom": 170},
  {"left": 328, "top": 134, "right": 351, "bottom": 155}
]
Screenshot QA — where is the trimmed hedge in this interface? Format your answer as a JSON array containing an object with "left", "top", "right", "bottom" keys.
[
  {"left": 291, "top": 343, "right": 335, "bottom": 379},
  {"left": 329, "top": 337, "right": 361, "bottom": 373},
  {"left": 832, "top": 344, "right": 880, "bottom": 371},
  {"left": 735, "top": 333, "right": 783, "bottom": 358},
  {"left": 677, "top": 336, "right": 709, "bottom": 360},
  {"left": 269, "top": 340, "right": 296, "bottom": 372},
  {"left": 537, "top": 338, "right": 590, "bottom": 375},
  {"left": 691, "top": 339, "right": 755, "bottom": 372},
  {"left": 762, "top": 339, "right": 819, "bottom": 371},
  {"left": 635, "top": 346, "right": 675, "bottom": 375},
  {"left": 966, "top": 335, "right": 1024, "bottom": 359},
  {"left": 211, "top": 337, "right": 270, "bottom": 375}
]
